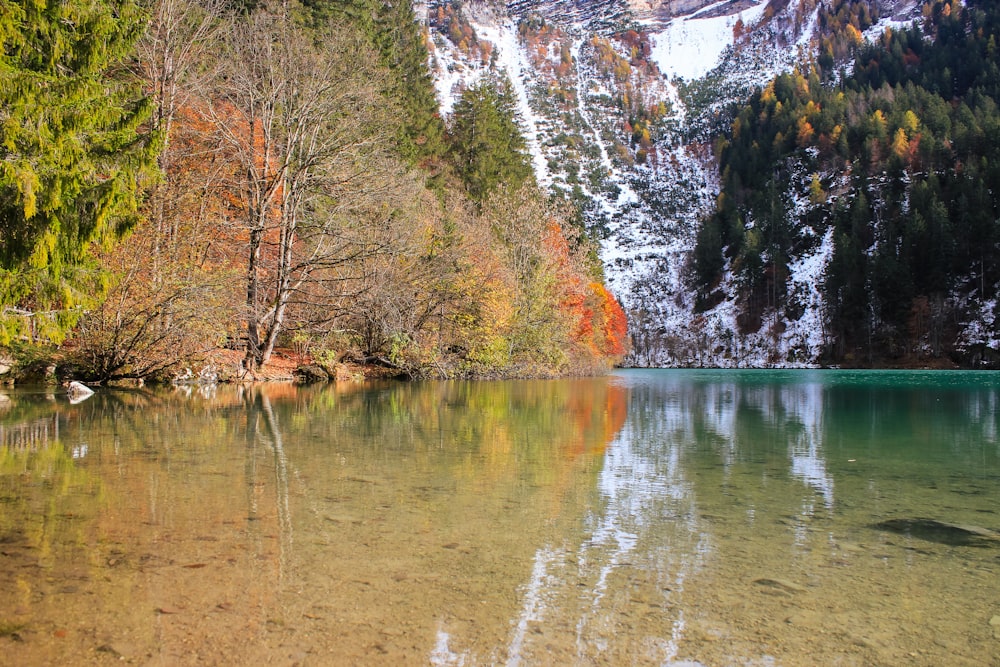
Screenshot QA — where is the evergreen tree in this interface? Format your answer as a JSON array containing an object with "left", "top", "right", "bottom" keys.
[
  {"left": 0, "top": 0, "right": 157, "bottom": 342},
  {"left": 692, "top": 215, "right": 724, "bottom": 304},
  {"left": 372, "top": 0, "right": 448, "bottom": 166},
  {"left": 450, "top": 73, "right": 534, "bottom": 202},
  {"left": 300, "top": 0, "right": 371, "bottom": 29},
  {"left": 824, "top": 194, "right": 871, "bottom": 356}
]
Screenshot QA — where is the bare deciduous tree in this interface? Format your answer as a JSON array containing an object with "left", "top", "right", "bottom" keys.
[
  {"left": 70, "top": 0, "right": 233, "bottom": 381},
  {"left": 211, "top": 10, "right": 399, "bottom": 371},
  {"left": 135, "top": 0, "right": 223, "bottom": 268}
]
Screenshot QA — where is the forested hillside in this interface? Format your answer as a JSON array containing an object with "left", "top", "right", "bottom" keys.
[
  {"left": 0, "top": 0, "right": 627, "bottom": 381},
  {"left": 4, "top": 0, "right": 999, "bottom": 379},
  {"left": 694, "top": 0, "right": 1000, "bottom": 365}
]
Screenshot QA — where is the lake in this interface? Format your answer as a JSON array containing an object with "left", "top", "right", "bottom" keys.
[{"left": 0, "top": 370, "right": 998, "bottom": 665}]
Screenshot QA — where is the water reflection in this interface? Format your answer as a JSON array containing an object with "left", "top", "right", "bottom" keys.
[
  {"left": 1, "top": 413, "right": 61, "bottom": 452},
  {"left": 500, "top": 370, "right": 1000, "bottom": 664},
  {"left": 0, "top": 371, "right": 998, "bottom": 665},
  {"left": 500, "top": 372, "right": 849, "bottom": 664}
]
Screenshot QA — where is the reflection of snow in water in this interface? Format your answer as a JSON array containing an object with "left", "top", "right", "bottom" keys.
[
  {"left": 430, "top": 622, "right": 468, "bottom": 666},
  {"left": 502, "top": 374, "right": 846, "bottom": 664},
  {"left": 974, "top": 390, "right": 997, "bottom": 444},
  {"left": 507, "top": 546, "right": 563, "bottom": 667},
  {"left": 575, "top": 407, "right": 709, "bottom": 664},
  {"left": 785, "top": 383, "right": 834, "bottom": 509},
  {"left": 697, "top": 379, "right": 835, "bottom": 510},
  {"left": 501, "top": 401, "right": 710, "bottom": 665},
  {"left": 790, "top": 438, "right": 833, "bottom": 508}
]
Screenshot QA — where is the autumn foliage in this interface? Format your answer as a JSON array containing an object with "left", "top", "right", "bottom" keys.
[
  {"left": 539, "top": 219, "right": 628, "bottom": 367},
  {"left": 4, "top": 0, "right": 630, "bottom": 381},
  {"left": 438, "top": 185, "right": 628, "bottom": 378},
  {"left": 589, "top": 282, "right": 629, "bottom": 357}
]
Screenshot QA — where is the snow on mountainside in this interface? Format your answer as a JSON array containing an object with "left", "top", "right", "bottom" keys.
[
  {"left": 424, "top": 0, "right": 928, "bottom": 367},
  {"left": 647, "top": 0, "right": 768, "bottom": 82}
]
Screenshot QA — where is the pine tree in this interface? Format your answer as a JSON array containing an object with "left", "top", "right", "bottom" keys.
[
  {"left": 692, "top": 215, "right": 724, "bottom": 310},
  {"left": 0, "top": 0, "right": 158, "bottom": 342},
  {"left": 450, "top": 73, "right": 534, "bottom": 202},
  {"left": 372, "top": 0, "right": 448, "bottom": 166}
]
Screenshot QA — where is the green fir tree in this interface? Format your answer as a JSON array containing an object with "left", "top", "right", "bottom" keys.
[
  {"left": 450, "top": 73, "right": 534, "bottom": 202},
  {"left": 372, "top": 0, "right": 448, "bottom": 166},
  {"left": 0, "top": 0, "right": 158, "bottom": 342}
]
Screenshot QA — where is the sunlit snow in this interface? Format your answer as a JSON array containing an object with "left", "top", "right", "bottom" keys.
[{"left": 647, "top": 0, "right": 769, "bottom": 82}]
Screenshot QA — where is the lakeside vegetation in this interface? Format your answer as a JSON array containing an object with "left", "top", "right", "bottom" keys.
[{"left": 0, "top": 0, "right": 628, "bottom": 383}]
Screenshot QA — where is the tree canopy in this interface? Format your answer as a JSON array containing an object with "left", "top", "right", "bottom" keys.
[{"left": 450, "top": 73, "right": 535, "bottom": 202}]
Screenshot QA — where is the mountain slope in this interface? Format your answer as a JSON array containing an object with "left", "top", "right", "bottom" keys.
[{"left": 424, "top": 0, "right": 998, "bottom": 368}]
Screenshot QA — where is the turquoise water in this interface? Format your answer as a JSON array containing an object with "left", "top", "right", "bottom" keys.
[{"left": 0, "top": 371, "right": 998, "bottom": 665}]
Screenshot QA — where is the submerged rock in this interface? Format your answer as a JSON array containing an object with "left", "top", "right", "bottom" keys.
[
  {"left": 871, "top": 518, "right": 1000, "bottom": 547},
  {"left": 172, "top": 366, "right": 218, "bottom": 386},
  {"left": 753, "top": 578, "right": 806, "bottom": 594}
]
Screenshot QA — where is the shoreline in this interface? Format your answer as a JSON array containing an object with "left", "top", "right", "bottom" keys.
[{"left": 2, "top": 345, "right": 996, "bottom": 389}]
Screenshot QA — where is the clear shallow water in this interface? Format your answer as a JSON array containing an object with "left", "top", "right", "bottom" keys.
[{"left": 0, "top": 370, "right": 998, "bottom": 666}]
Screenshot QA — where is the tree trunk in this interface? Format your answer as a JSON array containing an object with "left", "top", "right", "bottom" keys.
[
  {"left": 260, "top": 211, "right": 295, "bottom": 365},
  {"left": 245, "top": 222, "right": 264, "bottom": 370}
]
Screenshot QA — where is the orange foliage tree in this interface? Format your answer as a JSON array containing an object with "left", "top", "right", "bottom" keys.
[{"left": 464, "top": 186, "right": 628, "bottom": 376}]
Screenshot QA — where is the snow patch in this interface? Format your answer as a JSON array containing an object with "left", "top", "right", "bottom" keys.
[
  {"left": 863, "top": 0, "right": 923, "bottom": 42},
  {"left": 647, "top": 0, "right": 769, "bottom": 82}
]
